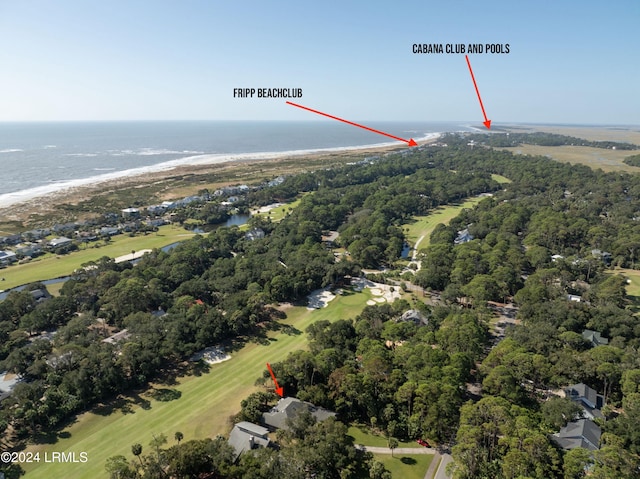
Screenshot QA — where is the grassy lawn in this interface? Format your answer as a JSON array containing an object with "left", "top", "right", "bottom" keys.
[
  {"left": 347, "top": 425, "right": 421, "bottom": 449},
  {"left": 507, "top": 125, "right": 640, "bottom": 145},
  {"left": 491, "top": 173, "right": 512, "bottom": 184},
  {"left": 1, "top": 225, "right": 194, "bottom": 290},
  {"left": 46, "top": 282, "right": 66, "bottom": 297},
  {"left": 21, "top": 289, "right": 371, "bottom": 479},
  {"left": 614, "top": 268, "right": 640, "bottom": 314},
  {"left": 403, "top": 197, "right": 486, "bottom": 249},
  {"left": 373, "top": 453, "right": 434, "bottom": 479},
  {"left": 619, "top": 268, "right": 640, "bottom": 297},
  {"left": 254, "top": 197, "right": 304, "bottom": 222},
  {"left": 237, "top": 197, "right": 305, "bottom": 232},
  {"left": 502, "top": 145, "right": 640, "bottom": 173}
]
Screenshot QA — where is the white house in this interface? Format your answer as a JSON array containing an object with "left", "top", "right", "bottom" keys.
[{"left": 49, "top": 237, "right": 73, "bottom": 248}]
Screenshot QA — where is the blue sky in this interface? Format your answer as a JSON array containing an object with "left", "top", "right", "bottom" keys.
[{"left": 0, "top": 0, "right": 638, "bottom": 124}]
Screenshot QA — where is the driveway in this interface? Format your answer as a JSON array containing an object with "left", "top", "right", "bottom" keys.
[{"left": 434, "top": 453, "right": 453, "bottom": 479}]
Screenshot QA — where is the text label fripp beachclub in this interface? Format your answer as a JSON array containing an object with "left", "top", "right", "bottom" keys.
[
  {"left": 413, "top": 43, "right": 510, "bottom": 54},
  {"left": 233, "top": 88, "right": 303, "bottom": 98}
]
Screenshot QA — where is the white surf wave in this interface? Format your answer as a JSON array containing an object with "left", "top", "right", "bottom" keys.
[{"left": 0, "top": 133, "right": 442, "bottom": 209}]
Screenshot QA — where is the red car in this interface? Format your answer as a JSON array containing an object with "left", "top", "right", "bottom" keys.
[{"left": 417, "top": 439, "right": 430, "bottom": 447}]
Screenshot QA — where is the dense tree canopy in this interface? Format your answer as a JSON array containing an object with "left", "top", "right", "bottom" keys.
[{"left": 3, "top": 132, "right": 640, "bottom": 478}]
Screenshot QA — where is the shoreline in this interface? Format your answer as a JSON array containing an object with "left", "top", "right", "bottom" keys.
[
  {"left": 0, "top": 133, "right": 441, "bottom": 210},
  {"left": 0, "top": 133, "right": 441, "bottom": 226}
]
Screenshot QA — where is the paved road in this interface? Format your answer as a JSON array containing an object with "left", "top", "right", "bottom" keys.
[
  {"left": 424, "top": 452, "right": 441, "bottom": 479},
  {"left": 412, "top": 234, "right": 426, "bottom": 262}
]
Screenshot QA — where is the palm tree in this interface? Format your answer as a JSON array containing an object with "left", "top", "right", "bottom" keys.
[
  {"left": 388, "top": 437, "right": 398, "bottom": 458},
  {"left": 131, "top": 443, "right": 143, "bottom": 467},
  {"left": 174, "top": 431, "right": 183, "bottom": 444}
]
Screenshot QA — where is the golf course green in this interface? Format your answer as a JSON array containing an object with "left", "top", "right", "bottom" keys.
[{"left": 22, "top": 289, "right": 371, "bottom": 478}]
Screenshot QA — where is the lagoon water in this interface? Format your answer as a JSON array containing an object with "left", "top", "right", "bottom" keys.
[{"left": 0, "top": 121, "right": 476, "bottom": 207}]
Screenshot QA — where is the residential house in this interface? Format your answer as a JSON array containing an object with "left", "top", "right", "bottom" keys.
[
  {"left": 174, "top": 196, "right": 201, "bottom": 207},
  {"left": 49, "top": 237, "right": 73, "bottom": 249},
  {"left": 228, "top": 421, "right": 271, "bottom": 461},
  {"left": 145, "top": 218, "right": 166, "bottom": 228},
  {"left": 16, "top": 243, "right": 43, "bottom": 258},
  {"left": 321, "top": 231, "right": 340, "bottom": 247},
  {"left": 121, "top": 207, "right": 141, "bottom": 219},
  {"left": 454, "top": 228, "right": 474, "bottom": 245},
  {"left": 23, "top": 229, "right": 50, "bottom": 241},
  {"left": 151, "top": 307, "right": 167, "bottom": 318},
  {"left": 268, "top": 176, "right": 285, "bottom": 187},
  {"left": 262, "top": 397, "right": 336, "bottom": 431},
  {"left": 147, "top": 204, "right": 167, "bottom": 216},
  {"left": 29, "top": 289, "right": 50, "bottom": 303},
  {"left": 397, "top": 309, "right": 428, "bottom": 326},
  {"left": 245, "top": 228, "right": 265, "bottom": 241},
  {"left": 1, "top": 234, "right": 22, "bottom": 246},
  {"left": 76, "top": 232, "right": 98, "bottom": 243},
  {"left": 102, "top": 329, "right": 131, "bottom": 345},
  {"left": 0, "top": 250, "right": 17, "bottom": 266},
  {"left": 552, "top": 419, "right": 601, "bottom": 451},
  {"left": 52, "top": 222, "right": 78, "bottom": 234},
  {"left": 99, "top": 226, "right": 120, "bottom": 236},
  {"left": 214, "top": 185, "right": 249, "bottom": 197},
  {"left": 46, "top": 351, "right": 75, "bottom": 370},
  {"left": 120, "top": 222, "right": 140, "bottom": 233},
  {"left": 591, "top": 249, "right": 612, "bottom": 264},
  {"left": 564, "top": 383, "right": 604, "bottom": 419},
  {"left": 582, "top": 330, "right": 609, "bottom": 348}
]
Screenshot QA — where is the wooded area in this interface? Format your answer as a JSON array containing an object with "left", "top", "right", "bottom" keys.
[{"left": 2, "top": 132, "right": 640, "bottom": 478}]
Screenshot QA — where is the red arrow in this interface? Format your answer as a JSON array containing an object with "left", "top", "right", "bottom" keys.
[
  {"left": 266, "top": 363, "right": 284, "bottom": 397},
  {"left": 465, "top": 55, "right": 492, "bottom": 129},
  {"left": 286, "top": 101, "right": 418, "bottom": 147}
]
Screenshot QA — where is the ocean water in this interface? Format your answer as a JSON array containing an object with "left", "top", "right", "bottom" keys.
[{"left": 0, "top": 121, "right": 475, "bottom": 207}]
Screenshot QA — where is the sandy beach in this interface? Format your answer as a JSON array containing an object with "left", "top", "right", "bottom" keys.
[{"left": 0, "top": 134, "right": 440, "bottom": 228}]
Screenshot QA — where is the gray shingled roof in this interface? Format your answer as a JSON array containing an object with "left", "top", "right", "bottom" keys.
[
  {"left": 262, "top": 397, "right": 336, "bottom": 431},
  {"left": 582, "top": 329, "right": 609, "bottom": 346},
  {"left": 565, "top": 383, "right": 604, "bottom": 418},
  {"left": 398, "top": 309, "right": 428, "bottom": 326},
  {"left": 553, "top": 419, "right": 601, "bottom": 451},
  {"left": 228, "top": 421, "right": 270, "bottom": 460}
]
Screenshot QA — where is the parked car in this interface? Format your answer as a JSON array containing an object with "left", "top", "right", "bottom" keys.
[{"left": 417, "top": 439, "right": 430, "bottom": 447}]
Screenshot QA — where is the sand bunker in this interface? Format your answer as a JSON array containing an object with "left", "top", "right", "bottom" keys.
[
  {"left": 251, "top": 203, "right": 285, "bottom": 214},
  {"left": 0, "top": 370, "right": 22, "bottom": 396},
  {"left": 114, "top": 249, "right": 152, "bottom": 263},
  {"left": 351, "top": 278, "right": 402, "bottom": 304},
  {"left": 307, "top": 287, "right": 337, "bottom": 309},
  {"left": 190, "top": 346, "right": 231, "bottom": 365}
]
